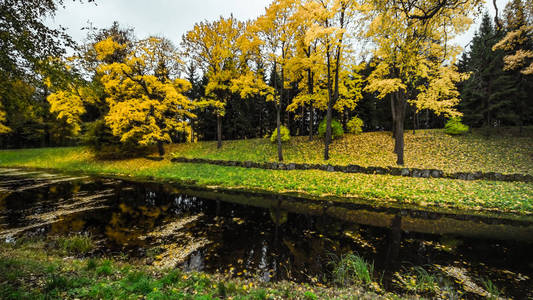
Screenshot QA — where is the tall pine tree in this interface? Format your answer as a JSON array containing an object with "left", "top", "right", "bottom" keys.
[{"left": 459, "top": 13, "right": 516, "bottom": 128}]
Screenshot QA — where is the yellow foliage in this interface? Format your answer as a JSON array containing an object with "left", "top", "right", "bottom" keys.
[
  {"left": 412, "top": 66, "right": 468, "bottom": 118},
  {"left": 0, "top": 106, "right": 10, "bottom": 134},
  {"left": 363, "top": 0, "right": 474, "bottom": 115},
  {"left": 47, "top": 89, "right": 86, "bottom": 135},
  {"left": 97, "top": 37, "right": 196, "bottom": 146},
  {"left": 493, "top": 26, "right": 533, "bottom": 75},
  {"left": 94, "top": 37, "right": 126, "bottom": 61},
  {"left": 182, "top": 16, "right": 244, "bottom": 116}
]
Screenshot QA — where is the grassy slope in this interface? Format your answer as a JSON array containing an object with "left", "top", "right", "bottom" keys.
[
  {"left": 169, "top": 128, "right": 533, "bottom": 175},
  {"left": 0, "top": 147, "right": 531, "bottom": 214}
]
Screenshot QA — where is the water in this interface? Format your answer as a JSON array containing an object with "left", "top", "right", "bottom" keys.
[{"left": 0, "top": 168, "right": 532, "bottom": 298}]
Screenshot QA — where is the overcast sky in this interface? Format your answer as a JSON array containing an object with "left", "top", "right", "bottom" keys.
[{"left": 48, "top": 0, "right": 509, "bottom": 53}]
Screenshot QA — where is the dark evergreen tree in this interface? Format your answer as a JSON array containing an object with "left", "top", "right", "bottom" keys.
[{"left": 459, "top": 13, "right": 517, "bottom": 128}]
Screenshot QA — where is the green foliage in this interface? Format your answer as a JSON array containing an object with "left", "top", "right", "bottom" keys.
[
  {"left": 318, "top": 119, "right": 344, "bottom": 140},
  {"left": 304, "top": 291, "right": 318, "bottom": 300},
  {"left": 458, "top": 12, "right": 525, "bottom": 128},
  {"left": 270, "top": 125, "right": 290, "bottom": 143},
  {"left": 444, "top": 118, "right": 469, "bottom": 135},
  {"left": 329, "top": 253, "right": 374, "bottom": 286},
  {"left": 347, "top": 116, "right": 364, "bottom": 134},
  {"left": 96, "top": 260, "right": 113, "bottom": 276},
  {"left": 481, "top": 278, "right": 501, "bottom": 300},
  {"left": 56, "top": 234, "right": 95, "bottom": 255}
]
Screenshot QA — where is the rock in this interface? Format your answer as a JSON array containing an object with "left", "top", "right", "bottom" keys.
[
  {"left": 346, "top": 165, "right": 360, "bottom": 173},
  {"left": 421, "top": 170, "right": 431, "bottom": 178},
  {"left": 375, "top": 167, "right": 386, "bottom": 174},
  {"left": 401, "top": 168, "right": 410, "bottom": 176},
  {"left": 430, "top": 170, "right": 442, "bottom": 178},
  {"left": 412, "top": 169, "right": 421, "bottom": 178},
  {"left": 327, "top": 165, "right": 335, "bottom": 172},
  {"left": 466, "top": 173, "right": 475, "bottom": 181},
  {"left": 278, "top": 163, "right": 286, "bottom": 170},
  {"left": 288, "top": 163, "right": 296, "bottom": 170}
]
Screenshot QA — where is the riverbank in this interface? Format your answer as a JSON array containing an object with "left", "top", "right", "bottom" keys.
[
  {"left": 0, "top": 147, "right": 532, "bottom": 215},
  {"left": 0, "top": 237, "right": 383, "bottom": 299}
]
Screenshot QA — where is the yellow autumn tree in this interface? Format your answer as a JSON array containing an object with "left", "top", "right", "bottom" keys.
[
  {"left": 0, "top": 105, "right": 9, "bottom": 134},
  {"left": 296, "top": 0, "right": 360, "bottom": 160},
  {"left": 285, "top": 1, "right": 323, "bottom": 140},
  {"left": 362, "top": 0, "right": 478, "bottom": 165},
  {"left": 252, "top": 0, "right": 299, "bottom": 161},
  {"left": 182, "top": 16, "right": 244, "bottom": 149},
  {"left": 96, "top": 36, "right": 195, "bottom": 156},
  {"left": 44, "top": 57, "right": 95, "bottom": 138}
]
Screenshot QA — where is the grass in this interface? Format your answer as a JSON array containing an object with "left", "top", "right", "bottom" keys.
[
  {"left": 0, "top": 237, "right": 384, "bottom": 300},
  {"left": 394, "top": 266, "right": 439, "bottom": 295},
  {"left": 481, "top": 278, "right": 501, "bottom": 300},
  {"left": 0, "top": 146, "right": 532, "bottom": 214},
  {"left": 329, "top": 253, "right": 375, "bottom": 287},
  {"left": 169, "top": 128, "right": 533, "bottom": 175},
  {"left": 55, "top": 234, "right": 95, "bottom": 255}
]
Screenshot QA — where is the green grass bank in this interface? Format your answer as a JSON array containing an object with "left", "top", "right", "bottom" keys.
[{"left": 0, "top": 145, "right": 532, "bottom": 215}]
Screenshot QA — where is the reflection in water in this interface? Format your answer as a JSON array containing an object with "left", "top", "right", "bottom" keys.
[{"left": 0, "top": 168, "right": 532, "bottom": 298}]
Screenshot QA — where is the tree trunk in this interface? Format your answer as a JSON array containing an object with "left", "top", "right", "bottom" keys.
[
  {"left": 393, "top": 91, "right": 406, "bottom": 165},
  {"left": 412, "top": 107, "right": 416, "bottom": 135},
  {"left": 307, "top": 67, "right": 314, "bottom": 141},
  {"left": 325, "top": 100, "right": 333, "bottom": 160},
  {"left": 275, "top": 59, "right": 283, "bottom": 162},
  {"left": 217, "top": 114, "right": 222, "bottom": 149},
  {"left": 324, "top": 43, "right": 333, "bottom": 161},
  {"left": 391, "top": 94, "right": 396, "bottom": 139},
  {"left": 300, "top": 106, "right": 305, "bottom": 136},
  {"left": 309, "top": 105, "right": 314, "bottom": 141},
  {"left": 276, "top": 103, "right": 283, "bottom": 161},
  {"left": 157, "top": 141, "right": 165, "bottom": 156}
]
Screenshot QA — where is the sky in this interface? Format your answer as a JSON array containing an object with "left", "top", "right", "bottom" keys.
[{"left": 48, "top": 0, "right": 510, "bottom": 53}]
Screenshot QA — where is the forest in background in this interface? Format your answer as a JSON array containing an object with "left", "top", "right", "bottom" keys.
[{"left": 0, "top": 0, "right": 532, "bottom": 164}]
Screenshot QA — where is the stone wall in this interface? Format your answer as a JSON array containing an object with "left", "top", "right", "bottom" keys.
[{"left": 170, "top": 157, "right": 532, "bottom": 183}]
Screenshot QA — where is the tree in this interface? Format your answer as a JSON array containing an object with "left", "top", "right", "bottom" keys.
[
  {"left": 298, "top": 0, "right": 359, "bottom": 160},
  {"left": 0, "top": 105, "right": 10, "bottom": 134},
  {"left": 0, "top": 0, "right": 92, "bottom": 140},
  {"left": 96, "top": 37, "right": 195, "bottom": 156},
  {"left": 252, "top": 0, "right": 299, "bottom": 161},
  {"left": 182, "top": 16, "right": 244, "bottom": 149},
  {"left": 492, "top": 0, "right": 533, "bottom": 131},
  {"left": 285, "top": 2, "right": 322, "bottom": 140},
  {"left": 0, "top": 0, "right": 92, "bottom": 78},
  {"left": 363, "top": 0, "right": 477, "bottom": 165},
  {"left": 459, "top": 13, "right": 516, "bottom": 128}
]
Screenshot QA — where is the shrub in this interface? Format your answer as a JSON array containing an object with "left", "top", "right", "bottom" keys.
[
  {"left": 444, "top": 117, "right": 469, "bottom": 135},
  {"left": 318, "top": 118, "right": 344, "bottom": 140},
  {"left": 270, "top": 125, "right": 290, "bottom": 143},
  {"left": 347, "top": 116, "right": 364, "bottom": 134}
]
